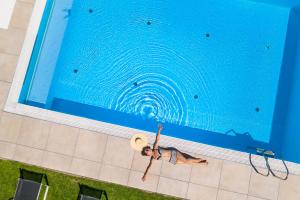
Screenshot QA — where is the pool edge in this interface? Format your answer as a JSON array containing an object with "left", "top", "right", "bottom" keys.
[{"left": 4, "top": 0, "right": 300, "bottom": 176}]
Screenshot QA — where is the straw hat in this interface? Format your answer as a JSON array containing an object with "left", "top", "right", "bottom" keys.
[{"left": 130, "top": 133, "right": 148, "bottom": 151}]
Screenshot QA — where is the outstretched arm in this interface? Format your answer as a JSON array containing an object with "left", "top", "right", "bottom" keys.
[
  {"left": 142, "top": 157, "right": 153, "bottom": 181},
  {"left": 153, "top": 124, "right": 163, "bottom": 149}
]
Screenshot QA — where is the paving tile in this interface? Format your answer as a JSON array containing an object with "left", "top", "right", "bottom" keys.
[
  {"left": 160, "top": 160, "right": 192, "bottom": 182},
  {"left": 220, "top": 161, "right": 251, "bottom": 194},
  {"left": 0, "top": 81, "right": 10, "bottom": 109},
  {"left": 70, "top": 158, "right": 101, "bottom": 179},
  {"left": 186, "top": 183, "right": 218, "bottom": 200},
  {"left": 17, "top": 118, "right": 51, "bottom": 149},
  {"left": 157, "top": 177, "right": 188, "bottom": 198},
  {"left": 13, "top": 145, "right": 44, "bottom": 166},
  {"left": 190, "top": 156, "right": 222, "bottom": 187},
  {"left": 0, "top": 112, "right": 23, "bottom": 143},
  {"left": 128, "top": 170, "right": 159, "bottom": 192},
  {"left": 99, "top": 164, "right": 130, "bottom": 185},
  {"left": 46, "top": 124, "right": 79, "bottom": 156},
  {"left": 249, "top": 169, "right": 280, "bottom": 200},
  {"left": 0, "top": 28, "right": 25, "bottom": 55},
  {"left": 102, "top": 136, "right": 134, "bottom": 169},
  {"left": 0, "top": 53, "right": 18, "bottom": 82},
  {"left": 74, "top": 129, "right": 107, "bottom": 162},
  {"left": 0, "top": 141, "right": 16, "bottom": 159},
  {"left": 42, "top": 151, "right": 72, "bottom": 172},
  {"left": 217, "top": 190, "right": 247, "bottom": 200},
  {"left": 247, "top": 196, "right": 266, "bottom": 200},
  {"left": 278, "top": 174, "right": 300, "bottom": 200},
  {"left": 131, "top": 151, "right": 162, "bottom": 175},
  {"left": 10, "top": 1, "right": 33, "bottom": 29}
]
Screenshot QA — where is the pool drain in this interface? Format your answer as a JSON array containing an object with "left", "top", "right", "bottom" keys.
[
  {"left": 147, "top": 21, "right": 151, "bottom": 25},
  {"left": 205, "top": 33, "right": 210, "bottom": 38},
  {"left": 194, "top": 95, "right": 198, "bottom": 99},
  {"left": 89, "top": 9, "right": 93, "bottom": 13},
  {"left": 133, "top": 82, "right": 138, "bottom": 86},
  {"left": 73, "top": 69, "right": 78, "bottom": 73},
  {"left": 255, "top": 107, "right": 260, "bottom": 112}
]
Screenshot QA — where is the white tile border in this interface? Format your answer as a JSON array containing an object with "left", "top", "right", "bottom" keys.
[
  {"left": 4, "top": 0, "right": 300, "bottom": 177},
  {"left": 0, "top": 0, "right": 16, "bottom": 29}
]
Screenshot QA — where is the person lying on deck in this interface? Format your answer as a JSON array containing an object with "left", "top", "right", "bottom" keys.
[{"left": 130, "top": 124, "right": 208, "bottom": 182}]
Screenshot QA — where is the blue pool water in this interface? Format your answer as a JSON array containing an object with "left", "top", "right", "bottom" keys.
[{"left": 20, "top": 0, "right": 300, "bottom": 163}]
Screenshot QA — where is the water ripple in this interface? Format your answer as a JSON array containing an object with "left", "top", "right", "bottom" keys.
[
  {"left": 80, "top": 42, "right": 216, "bottom": 129},
  {"left": 111, "top": 73, "right": 188, "bottom": 125}
]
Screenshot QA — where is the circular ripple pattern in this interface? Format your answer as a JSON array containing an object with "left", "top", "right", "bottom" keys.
[
  {"left": 75, "top": 41, "right": 217, "bottom": 129},
  {"left": 111, "top": 73, "right": 188, "bottom": 125},
  {"left": 68, "top": 2, "right": 218, "bottom": 129}
]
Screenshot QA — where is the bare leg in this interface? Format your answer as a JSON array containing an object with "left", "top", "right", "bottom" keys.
[
  {"left": 176, "top": 152, "right": 208, "bottom": 165},
  {"left": 187, "top": 158, "right": 208, "bottom": 164}
]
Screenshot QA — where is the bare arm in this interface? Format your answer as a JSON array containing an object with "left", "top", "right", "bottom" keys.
[
  {"left": 142, "top": 157, "right": 154, "bottom": 181},
  {"left": 153, "top": 124, "right": 163, "bottom": 149}
]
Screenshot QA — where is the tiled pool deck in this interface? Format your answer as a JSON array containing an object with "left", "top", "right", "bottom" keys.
[{"left": 0, "top": 1, "right": 300, "bottom": 199}]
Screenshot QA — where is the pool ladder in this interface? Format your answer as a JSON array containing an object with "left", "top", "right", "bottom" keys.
[{"left": 249, "top": 148, "right": 289, "bottom": 180}]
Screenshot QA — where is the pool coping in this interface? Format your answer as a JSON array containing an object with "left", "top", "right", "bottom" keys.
[{"left": 4, "top": 0, "right": 300, "bottom": 176}]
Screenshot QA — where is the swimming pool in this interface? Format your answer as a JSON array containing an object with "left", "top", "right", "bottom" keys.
[{"left": 14, "top": 0, "right": 300, "bottom": 164}]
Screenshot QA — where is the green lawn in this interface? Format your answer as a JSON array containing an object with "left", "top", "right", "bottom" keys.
[{"left": 0, "top": 159, "right": 178, "bottom": 200}]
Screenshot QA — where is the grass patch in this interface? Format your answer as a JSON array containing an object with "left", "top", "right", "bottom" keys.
[{"left": 0, "top": 159, "right": 178, "bottom": 200}]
